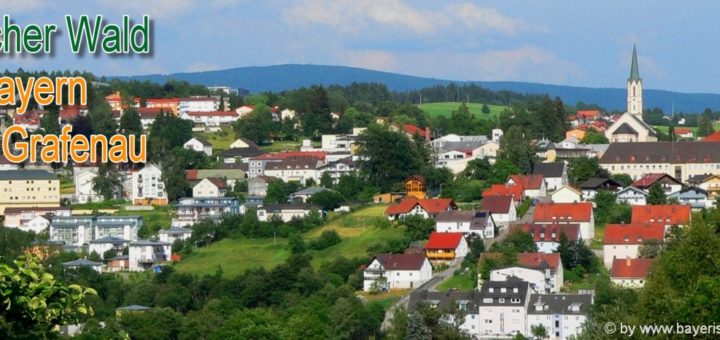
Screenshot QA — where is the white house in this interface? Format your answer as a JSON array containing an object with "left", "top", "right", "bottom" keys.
[
  {"left": 480, "top": 196, "right": 517, "bottom": 226},
  {"left": 489, "top": 253, "right": 564, "bottom": 293},
  {"left": 192, "top": 178, "right": 228, "bottom": 198},
  {"left": 532, "top": 162, "right": 568, "bottom": 192},
  {"left": 363, "top": 253, "right": 432, "bottom": 291},
  {"left": 424, "top": 232, "right": 469, "bottom": 262},
  {"left": 507, "top": 175, "right": 546, "bottom": 199},
  {"left": 256, "top": 204, "right": 321, "bottom": 222},
  {"left": 263, "top": 157, "right": 323, "bottom": 185},
  {"left": 615, "top": 186, "right": 648, "bottom": 205},
  {"left": 24, "top": 215, "right": 51, "bottom": 234},
  {"left": 159, "top": 227, "right": 192, "bottom": 244},
  {"left": 385, "top": 198, "right": 457, "bottom": 221},
  {"left": 235, "top": 105, "right": 255, "bottom": 118},
  {"left": 229, "top": 138, "right": 258, "bottom": 149},
  {"left": 602, "top": 224, "right": 665, "bottom": 268},
  {"left": 128, "top": 240, "right": 172, "bottom": 271},
  {"left": 533, "top": 203, "right": 594, "bottom": 243},
  {"left": 550, "top": 185, "right": 583, "bottom": 204},
  {"left": 3, "top": 207, "right": 71, "bottom": 230},
  {"left": 408, "top": 290, "right": 482, "bottom": 338},
  {"left": 491, "top": 267, "right": 550, "bottom": 294},
  {"left": 74, "top": 168, "right": 103, "bottom": 204},
  {"left": 179, "top": 97, "right": 219, "bottom": 115},
  {"left": 435, "top": 210, "right": 496, "bottom": 239},
  {"left": 131, "top": 164, "right": 168, "bottom": 206},
  {"left": 516, "top": 223, "right": 581, "bottom": 253},
  {"left": 183, "top": 137, "right": 213, "bottom": 156},
  {"left": 182, "top": 111, "right": 240, "bottom": 127},
  {"left": 611, "top": 258, "right": 654, "bottom": 288},
  {"left": 527, "top": 294, "right": 592, "bottom": 340},
  {"left": 88, "top": 236, "right": 129, "bottom": 259},
  {"left": 62, "top": 258, "right": 103, "bottom": 273},
  {"left": 477, "top": 280, "right": 531, "bottom": 338}
]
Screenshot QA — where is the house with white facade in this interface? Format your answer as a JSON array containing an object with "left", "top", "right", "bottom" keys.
[
  {"left": 516, "top": 223, "right": 580, "bottom": 253},
  {"left": 632, "top": 173, "right": 683, "bottom": 195},
  {"left": 172, "top": 197, "right": 241, "bottom": 227},
  {"left": 289, "top": 187, "right": 330, "bottom": 204},
  {"left": 318, "top": 157, "right": 357, "bottom": 185},
  {"left": 533, "top": 202, "right": 594, "bottom": 242},
  {"left": 550, "top": 185, "right": 583, "bottom": 204},
  {"left": 435, "top": 210, "right": 496, "bottom": 239},
  {"left": 62, "top": 258, "right": 103, "bottom": 273},
  {"left": 182, "top": 111, "right": 240, "bottom": 128},
  {"left": 128, "top": 239, "right": 172, "bottom": 271},
  {"left": 385, "top": 198, "right": 457, "bottom": 221},
  {"left": 532, "top": 162, "right": 568, "bottom": 192},
  {"left": 615, "top": 186, "right": 648, "bottom": 205},
  {"left": 480, "top": 196, "right": 517, "bottom": 226},
  {"left": 132, "top": 164, "right": 168, "bottom": 206},
  {"left": 489, "top": 253, "right": 564, "bottom": 294},
  {"left": 477, "top": 280, "right": 531, "bottom": 338},
  {"left": 89, "top": 236, "right": 129, "bottom": 259},
  {"left": 668, "top": 187, "right": 710, "bottom": 210},
  {"left": 179, "top": 97, "right": 219, "bottom": 115},
  {"left": 192, "top": 178, "right": 228, "bottom": 198},
  {"left": 507, "top": 175, "right": 547, "bottom": 199},
  {"left": 256, "top": 204, "right": 322, "bottom": 222},
  {"left": 527, "top": 294, "right": 592, "bottom": 340},
  {"left": 262, "top": 156, "right": 324, "bottom": 185},
  {"left": 183, "top": 137, "right": 213, "bottom": 156},
  {"left": 611, "top": 258, "right": 654, "bottom": 288},
  {"left": 49, "top": 215, "right": 142, "bottom": 248},
  {"left": 579, "top": 177, "right": 622, "bottom": 201},
  {"left": 74, "top": 167, "right": 103, "bottom": 203},
  {"left": 159, "top": 227, "right": 192, "bottom": 244},
  {"left": 603, "top": 223, "right": 665, "bottom": 268},
  {"left": 363, "top": 253, "right": 432, "bottom": 291},
  {"left": 409, "top": 290, "right": 483, "bottom": 337}
]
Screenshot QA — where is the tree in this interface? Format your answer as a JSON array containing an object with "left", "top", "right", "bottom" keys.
[
  {"left": 40, "top": 110, "right": 60, "bottom": 135},
  {"left": 356, "top": 124, "right": 423, "bottom": 191},
  {"left": 88, "top": 99, "right": 118, "bottom": 137},
  {"left": 558, "top": 232, "right": 594, "bottom": 271},
  {"left": 0, "top": 256, "right": 97, "bottom": 338},
  {"left": 569, "top": 157, "right": 606, "bottom": 185},
  {"left": 580, "top": 130, "right": 609, "bottom": 144},
  {"left": 481, "top": 103, "right": 491, "bottom": 114},
  {"left": 490, "top": 229, "right": 538, "bottom": 254},
  {"left": 233, "top": 106, "right": 273, "bottom": 144},
  {"left": 638, "top": 239, "right": 663, "bottom": 258},
  {"left": 120, "top": 108, "right": 143, "bottom": 136},
  {"left": 612, "top": 173, "right": 633, "bottom": 187},
  {"left": 119, "top": 307, "right": 183, "bottom": 340},
  {"left": 148, "top": 111, "right": 193, "bottom": 161},
  {"left": 92, "top": 163, "right": 121, "bottom": 200},
  {"left": 265, "top": 180, "right": 299, "bottom": 204},
  {"left": 531, "top": 324, "right": 548, "bottom": 339},
  {"left": 401, "top": 216, "right": 437, "bottom": 241},
  {"left": 647, "top": 183, "right": 667, "bottom": 205},
  {"left": 405, "top": 311, "right": 430, "bottom": 340},
  {"left": 308, "top": 190, "right": 345, "bottom": 210},
  {"left": 319, "top": 172, "right": 333, "bottom": 188},
  {"left": 498, "top": 126, "right": 535, "bottom": 173},
  {"left": 668, "top": 125, "right": 676, "bottom": 141}
]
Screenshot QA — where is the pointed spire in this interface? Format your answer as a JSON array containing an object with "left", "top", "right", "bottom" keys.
[{"left": 629, "top": 44, "right": 640, "bottom": 81}]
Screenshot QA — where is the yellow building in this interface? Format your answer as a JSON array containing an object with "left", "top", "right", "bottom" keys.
[
  {"left": 405, "top": 175, "right": 426, "bottom": 199},
  {"left": 0, "top": 170, "right": 60, "bottom": 215}
]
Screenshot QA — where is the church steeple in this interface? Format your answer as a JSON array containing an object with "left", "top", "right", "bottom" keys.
[{"left": 629, "top": 44, "right": 640, "bottom": 81}]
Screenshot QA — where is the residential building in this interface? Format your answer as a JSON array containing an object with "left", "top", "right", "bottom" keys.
[
  {"left": 137, "top": 107, "right": 164, "bottom": 129},
  {"left": 532, "top": 162, "right": 568, "bottom": 191},
  {"left": 185, "top": 169, "right": 246, "bottom": 189},
  {"left": 631, "top": 205, "right": 691, "bottom": 228},
  {"left": 687, "top": 174, "right": 720, "bottom": 200},
  {"left": 527, "top": 294, "right": 592, "bottom": 340},
  {"left": 533, "top": 202, "right": 594, "bottom": 242},
  {"left": 179, "top": 97, "right": 219, "bottom": 115},
  {"left": 321, "top": 134, "right": 359, "bottom": 153},
  {"left": 317, "top": 157, "right": 357, "bottom": 184},
  {"left": 615, "top": 186, "right": 648, "bottom": 205},
  {"left": 393, "top": 123, "right": 431, "bottom": 141},
  {"left": 516, "top": 223, "right": 580, "bottom": 253},
  {"left": 247, "top": 151, "right": 326, "bottom": 179},
  {"left": 74, "top": 167, "right": 103, "bottom": 204},
  {"left": 674, "top": 127, "right": 694, "bottom": 139},
  {"left": 385, "top": 198, "right": 457, "bottom": 220},
  {"left": 131, "top": 164, "right": 167, "bottom": 206},
  {"left": 13, "top": 110, "right": 43, "bottom": 131},
  {"left": 477, "top": 280, "right": 531, "bottom": 338},
  {"left": 632, "top": 173, "right": 683, "bottom": 194},
  {"left": 49, "top": 215, "right": 142, "bottom": 248},
  {"left": 550, "top": 185, "right": 583, "bottom": 204},
  {"left": 508, "top": 175, "right": 546, "bottom": 199},
  {"left": 493, "top": 253, "right": 564, "bottom": 293},
  {"left": 424, "top": 232, "right": 468, "bottom": 262},
  {"left": 603, "top": 223, "right": 665, "bottom": 268},
  {"left": 182, "top": 110, "right": 241, "bottom": 127},
  {"left": 289, "top": 187, "right": 330, "bottom": 203},
  {"left": 22, "top": 215, "right": 51, "bottom": 234},
  {"left": 263, "top": 156, "right": 324, "bottom": 185},
  {"left": 435, "top": 210, "right": 496, "bottom": 238},
  {"left": 172, "top": 197, "right": 241, "bottom": 227},
  {"left": 256, "top": 204, "right": 321, "bottom": 222},
  {"left": 159, "top": 227, "right": 192, "bottom": 244},
  {"left": 611, "top": 258, "right": 654, "bottom": 288},
  {"left": 128, "top": 240, "right": 172, "bottom": 271},
  {"left": 62, "top": 258, "right": 103, "bottom": 273},
  {"left": 668, "top": 187, "right": 710, "bottom": 209},
  {"left": 409, "top": 290, "right": 482, "bottom": 337},
  {"left": 183, "top": 137, "right": 213, "bottom": 156},
  {"left": 3, "top": 207, "right": 70, "bottom": 231},
  {"left": 363, "top": 253, "right": 432, "bottom": 291},
  {"left": 579, "top": 177, "right": 622, "bottom": 200},
  {"left": 89, "top": 236, "right": 129, "bottom": 259},
  {"left": 405, "top": 175, "right": 427, "bottom": 199},
  {"left": 145, "top": 98, "right": 180, "bottom": 116},
  {"left": 220, "top": 147, "right": 265, "bottom": 164},
  {"left": 229, "top": 138, "right": 259, "bottom": 149},
  {"left": 599, "top": 141, "right": 720, "bottom": 182},
  {"left": 483, "top": 184, "right": 524, "bottom": 204},
  {"left": 248, "top": 176, "right": 278, "bottom": 199},
  {"left": 480, "top": 195, "right": 517, "bottom": 226},
  {"left": 0, "top": 170, "right": 60, "bottom": 215},
  {"left": 192, "top": 178, "right": 228, "bottom": 198}
]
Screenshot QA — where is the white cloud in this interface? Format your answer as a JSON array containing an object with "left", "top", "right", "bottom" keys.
[
  {"left": 343, "top": 50, "right": 397, "bottom": 71},
  {"left": 444, "top": 3, "right": 529, "bottom": 35},
  {"left": 0, "top": 0, "right": 44, "bottom": 12},
  {"left": 185, "top": 62, "right": 221, "bottom": 73}
]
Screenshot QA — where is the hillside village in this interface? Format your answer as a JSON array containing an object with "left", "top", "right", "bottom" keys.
[{"left": 3, "top": 46, "right": 720, "bottom": 339}]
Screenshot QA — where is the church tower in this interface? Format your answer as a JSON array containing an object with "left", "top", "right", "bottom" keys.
[{"left": 627, "top": 44, "right": 643, "bottom": 119}]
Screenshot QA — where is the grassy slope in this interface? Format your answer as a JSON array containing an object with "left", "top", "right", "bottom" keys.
[
  {"left": 418, "top": 102, "right": 507, "bottom": 119},
  {"left": 436, "top": 271, "right": 476, "bottom": 292},
  {"left": 194, "top": 126, "right": 237, "bottom": 152},
  {"left": 174, "top": 205, "right": 404, "bottom": 277}
]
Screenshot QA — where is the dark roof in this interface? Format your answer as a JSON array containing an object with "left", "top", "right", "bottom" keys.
[
  {"left": 62, "top": 258, "right": 102, "bottom": 267},
  {"left": 116, "top": 305, "right": 150, "bottom": 311},
  {"left": 89, "top": 236, "right": 128, "bottom": 244},
  {"left": 629, "top": 44, "right": 640, "bottom": 81},
  {"left": 0, "top": 170, "right": 57, "bottom": 181},
  {"left": 159, "top": 227, "right": 192, "bottom": 234},
  {"left": 478, "top": 280, "right": 529, "bottom": 306},
  {"left": 600, "top": 142, "right": 720, "bottom": 164},
  {"left": 481, "top": 196, "right": 513, "bottom": 214},
  {"left": 687, "top": 174, "right": 715, "bottom": 184},
  {"left": 408, "top": 290, "right": 481, "bottom": 314},
  {"left": 372, "top": 253, "right": 428, "bottom": 271},
  {"left": 221, "top": 147, "right": 264, "bottom": 158},
  {"left": 436, "top": 210, "right": 493, "bottom": 230},
  {"left": 260, "top": 203, "right": 319, "bottom": 211},
  {"left": 189, "top": 137, "right": 212, "bottom": 146},
  {"left": 580, "top": 177, "right": 622, "bottom": 189},
  {"left": 265, "top": 157, "right": 320, "bottom": 170},
  {"left": 612, "top": 123, "right": 638, "bottom": 135},
  {"left": 528, "top": 294, "right": 592, "bottom": 315},
  {"left": 532, "top": 162, "right": 565, "bottom": 178}
]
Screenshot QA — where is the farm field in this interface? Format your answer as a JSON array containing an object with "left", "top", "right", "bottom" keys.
[{"left": 418, "top": 101, "right": 507, "bottom": 119}]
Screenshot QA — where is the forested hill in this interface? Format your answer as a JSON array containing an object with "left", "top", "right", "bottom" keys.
[{"left": 113, "top": 64, "right": 720, "bottom": 113}]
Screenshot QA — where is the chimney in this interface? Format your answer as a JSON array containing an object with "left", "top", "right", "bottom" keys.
[
  {"left": 626, "top": 258, "right": 631, "bottom": 266},
  {"left": 425, "top": 127, "right": 431, "bottom": 142}
]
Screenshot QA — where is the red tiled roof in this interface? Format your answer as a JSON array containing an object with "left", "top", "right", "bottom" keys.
[
  {"left": 674, "top": 128, "right": 692, "bottom": 134},
  {"left": 481, "top": 196, "right": 513, "bottom": 214},
  {"left": 483, "top": 184, "right": 523, "bottom": 202},
  {"left": 3, "top": 207, "right": 69, "bottom": 214},
  {"left": 137, "top": 107, "right": 164, "bottom": 118},
  {"left": 509, "top": 174, "right": 544, "bottom": 190},
  {"left": 576, "top": 110, "right": 601, "bottom": 119},
  {"left": 632, "top": 173, "right": 679, "bottom": 188},
  {"left": 515, "top": 223, "right": 580, "bottom": 242},
  {"left": 373, "top": 253, "right": 428, "bottom": 271},
  {"left": 704, "top": 131, "right": 720, "bottom": 141},
  {"left": 14, "top": 110, "right": 43, "bottom": 124},
  {"left": 424, "top": 232, "right": 464, "bottom": 250},
  {"left": 253, "top": 151, "right": 327, "bottom": 161},
  {"left": 603, "top": 224, "right": 665, "bottom": 244},
  {"left": 611, "top": 258, "right": 654, "bottom": 278},
  {"left": 180, "top": 97, "right": 218, "bottom": 102},
  {"left": 517, "top": 252, "right": 561, "bottom": 270},
  {"left": 406, "top": 175, "right": 425, "bottom": 184},
  {"left": 385, "top": 198, "right": 456, "bottom": 215},
  {"left": 402, "top": 124, "right": 429, "bottom": 139},
  {"left": 533, "top": 202, "right": 593, "bottom": 222},
  {"left": 146, "top": 98, "right": 180, "bottom": 104},
  {"left": 186, "top": 111, "right": 238, "bottom": 117},
  {"left": 631, "top": 205, "right": 691, "bottom": 225},
  {"left": 206, "top": 177, "right": 227, "bottom": 189},
  {"left": 185, "top": 170, "right": 199, "bottom": 181}
]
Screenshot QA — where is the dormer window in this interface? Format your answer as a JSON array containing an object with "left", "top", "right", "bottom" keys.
[{"left": 500, "top": 288, "right": 507, "bottom": 293}]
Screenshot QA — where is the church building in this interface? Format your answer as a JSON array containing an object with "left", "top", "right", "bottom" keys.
[{"left": 605, "top": 45, "right": 657, "bottom": 143}]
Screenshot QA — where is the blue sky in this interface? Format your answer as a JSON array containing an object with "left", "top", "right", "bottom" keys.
[{"left": 2, "top": 0, "right": 720, "bottom": 93}]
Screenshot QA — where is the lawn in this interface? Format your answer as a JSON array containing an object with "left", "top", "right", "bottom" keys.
[
  {"left": 259, "top": 140, "right": 320, "bottom": 152},
  {"left": 436, "top": 270, "right": 476, "bottom": 292},
  {"left": 194, "top": 126, "right": 237, "bottom": 152},
  {"left": 418, "top": 102, "right": 507, "bottom": 119},
  {"left": 174, "top": 205, "right": 403, "bottom": 277},
  {"left": 358, "top": 289, "right": 410, "bottom": 309},
  {"left": 60, "top": 177, "right": 75, "bottom": 195},
  {"left": 591, "top": 224, "right": 605, "bottom": 250},
  {"left": 115, "top": 205, "right": 174, "bottom": 234}
]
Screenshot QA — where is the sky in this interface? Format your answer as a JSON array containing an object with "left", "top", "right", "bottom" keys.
[{"left": 2, "top": 0, "right": 720, "bottom": 93}]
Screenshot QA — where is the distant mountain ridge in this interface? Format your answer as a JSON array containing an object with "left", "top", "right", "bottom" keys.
[{"left": 113, "top": 64, "right": 720, "bottom": 113}]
